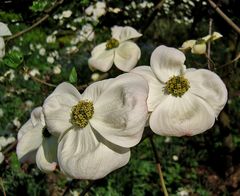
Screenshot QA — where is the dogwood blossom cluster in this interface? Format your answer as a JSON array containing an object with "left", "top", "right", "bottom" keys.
[{"left": 17, "top": 25, "right": 228, "bottom": 180}]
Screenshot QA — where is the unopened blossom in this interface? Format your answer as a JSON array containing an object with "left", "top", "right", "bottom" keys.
[
  {"left": 132, "top": 45, "right": 228, "bottom": 137},
  {"left": 43, "top": 73, "right": 148, "bottom": 179},
  {"left": 180, "top": 32, "right": 223, "bottom": 54},
  {"left": 0, "top": 22, "right": 12, "bottom": 59},
  {"left": 16, "top": 107, "right": 58, "bottom": 172},
  {"left": 0, "top": 108, "right": 3, "bottom": 118},
  {"left": 88, "top": 26, "right": 142, "bottom": 72},
  {"left": 13, "top": 117, "right": 21, "bottom": 128}
]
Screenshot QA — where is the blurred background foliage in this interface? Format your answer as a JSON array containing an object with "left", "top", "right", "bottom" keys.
[{"left": 0, "top": 0, "right": 240, "bottom": 195}]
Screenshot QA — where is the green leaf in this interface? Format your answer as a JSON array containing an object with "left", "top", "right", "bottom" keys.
[
  {"left": 3, "top": 50, "right": 23, "bottom": 68},
  {"left": 69, "top": 67, "right": 77, "bottom": 83},
  {"left": 9, "top": 153, "right": 21, "bottom": 172},
  {"left": 30, "top": 0, "right": 48, "bottom": 12}
]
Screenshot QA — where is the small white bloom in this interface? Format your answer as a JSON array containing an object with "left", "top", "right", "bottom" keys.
[
  {"left": 43, "top": 73, "right": 148, "bottom": 179},
  {"left": 66, "top": 46, "right": 78, "bottom": 54},
  {"left": 0, "top": 152, "right": 4, "bottom": 164},
  {"left": 164, "top": 137, "right": 171, "bottom": 143},
  {"left": 62, "top": 10, "right": 72, "bottom": 18},
  {"left": 88, "top": 26, "right": 142, "bottom": 72},
  {"left": 91, "top": 73, "right": 100, "bottom": 81},
  {"left": 13, "top": 117, "right": 21, "bottom": 128},
  {"left": 29, "top": 43, "right": 35, "bottom": 51},
  {"left": 0, "top": 108, "right": 3, "bottom": 118},
  {"left": 46, "top": 35, "right": 56, "bottom": 43},
  {"left": 47, "top": 56, "right": 54, "bottom": 64},
  {"left": 172, "top": 155, "right": 179, "bottom": 161},
  {"left": 53, "top": 65, "right": 61, "bottom": 75},
  {"left": 16, "top": 107, "right": 58, "bottom": 172},
  {"left": 29, "top": 69, "right": 40, "bottom": 77},
  {"left": 132, "top": 45, "right": 228, "bottom": 136},
  {"left": 4, "top": 69, "right": 15, "bottom": 81},
  {"left": 39, "top": 48, "right": 46, "bottom": 56},
  {"left": 177, "top": 188, "right": 190, "bottom": 196},
  {"left": 25, "top": 100, "right": 34, "bottom": 110},
  {"left": 85, "top": 2, "right": 106, "bottom": 21},
  {"left": 108, "top": 7, "right": 121, "bottom": 13}
]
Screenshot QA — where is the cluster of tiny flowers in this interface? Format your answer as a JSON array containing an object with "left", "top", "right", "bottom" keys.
[{"left": 16, "top": 25, "right": 228, "bottom": 180}]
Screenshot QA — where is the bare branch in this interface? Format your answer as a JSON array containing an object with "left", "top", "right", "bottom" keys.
[{"left": 207, "top": 0, "right": 240, "bottom": 35}]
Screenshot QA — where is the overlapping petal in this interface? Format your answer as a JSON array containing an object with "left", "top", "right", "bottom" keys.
[
  {"left": 0, "top": 22, "right": 12, "bottom": 36},
  {"left": 186, "top": 69, "right": 228, "bottom": 117},
  {"left": 118, "top": 26, "right": 142, "bottom": 42},
  {"left": 58, "top": 125, "right": 130, "bottom": 179},
  {"left": 149, "top": 92, "right": 216, "bottom": 136},
  {"left": 36, "top": 136, "right": 58, "bottom": 173},
  {"left": 90, "top": 73, "right": 148, "bottom": 147},
  {"left": 131, "top": 66, "right": 166, "bottom": 111},
  {"left": 43, "top": 82, "right": 81, "bottom": 137},
  {"left": 88, "top": 43, "right": 115, "bottom": 72},
  {"left": 17, "top": 107, "right": 44, "bottom": 163},
  {"left": 150, "top": 45, "right": 186, "bottom": 83},
  {"left": 114, "top": 41, "right": 141, "bottom": 72}
]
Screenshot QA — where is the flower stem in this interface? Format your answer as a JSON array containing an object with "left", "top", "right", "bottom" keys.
[{"left": 149, "top": 136, "right": 168, "bottom": 196}]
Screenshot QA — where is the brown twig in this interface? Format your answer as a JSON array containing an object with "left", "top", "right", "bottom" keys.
[
  {"left": 2, "top": 140, "right": 17, "bottom": 155},
  {"left": 5, "top": 0, "right": 64, "bottom": 42},
  {"left": 30, "top": 75, "right": 57, "bottom": 87},
  {"left": 207, "top": 0, "right": 240, "bottom": 35},
  {"left": 207, "top": 18, "right": 213, "bottom": 70},
  {"left": 149, "top": 136, "right": 168, "bottom": 196}
]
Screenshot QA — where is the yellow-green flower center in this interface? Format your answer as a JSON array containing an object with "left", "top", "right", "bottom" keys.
[
  {"left": 164, "top": 75, "right": 190, "bottom": 97},
  {"left": 106, "top": 38, "right": 119, "bottom": 50},
  {"left": 71, "top": 100, "right": 94, "bottom": 128}
]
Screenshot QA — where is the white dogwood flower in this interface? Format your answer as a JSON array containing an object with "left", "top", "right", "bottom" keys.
[
  {"left": 88, "top": 26, "right": 142, "bottom": 72},
  {"left": 132, "top": 45, "right": 228, "bottom": 137},
  {"left": 16, "top": 107, "right": 58, "bottom": 172},
  {"left": 43, "top": 73, "right": 148, "bottom": 179},
  {"left": 0, "top": 22, "right": 12, "bottom": 59}
]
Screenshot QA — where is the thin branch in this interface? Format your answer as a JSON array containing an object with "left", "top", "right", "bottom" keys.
[
  {"left": 62, "top": 179, "right": 78, "bottom": 196},
  {"left": 80, "top": 181, "right": 95, "bottom": 196},
  {"left": 0, "top": 178, "right": 6, "bottom": 196},
  {"left": 207, "top": 0, "right": 240, "bottom": 35},
  {"left": 149, "top": 136, "right": 168, "bottom": 196},
  {"left": 141, "top": 0, "right": 166, "bottom": 34},
  {"left": 5, "top": 15, "right": 49, "bottom": 42},
  {"left": 5, "top": 0, "right": 64, "bottom": 42},
  {"left": 2, "top": 140, "right": 17, "bottom": 155},
  {"left": 207, "top": 18, "right": 213, "bottom": 70},
  {"left": 217, "top": 53, "right": 240, "bottom": 69},
  {"left": 30, "top": 75, "right": 57, "bottom": 87}
]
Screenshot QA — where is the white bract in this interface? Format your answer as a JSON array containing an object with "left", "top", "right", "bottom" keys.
[
  {"left": 180, "top": 31, "right": 223, "bottom": 54},
  {"left": 88, "top": 26, "right": 142, "bottom": 72},
  {"left": 16, "top": 107, "right": 58, "bottom": 172},
  {"left": 0, "top": 22, "right": 12, "bottom": 59},
  {"left": 43, "top": 73, "right": 148, "bottom": 179},
  {"left": 132, "top": 45, "right": 228, "bottom": 137}
]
